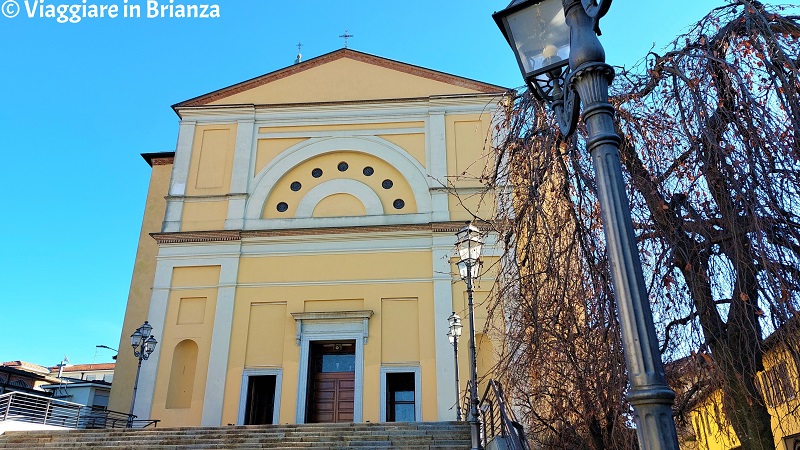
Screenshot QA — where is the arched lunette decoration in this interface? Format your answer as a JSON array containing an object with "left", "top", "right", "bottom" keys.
[{"left": 245, "top": 136, "right": 431, "bottom": 224}]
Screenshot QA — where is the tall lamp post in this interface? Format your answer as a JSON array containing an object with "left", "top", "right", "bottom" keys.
[
  {"left": 455, "top": 223, "right": 484, "bottom": 450},
  {"left": 128, "top": 321, "right": 158, "bottom": 428},
  {"left": 447, "top": 312, "right": 464, "bottom": 421},
  {"left": 493, "top": 1, "right": 680, "bottom": 449}
]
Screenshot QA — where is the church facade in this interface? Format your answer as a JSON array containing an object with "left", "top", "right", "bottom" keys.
[{"left": 107, "top": 49, "right": 507, "bottom": 428}]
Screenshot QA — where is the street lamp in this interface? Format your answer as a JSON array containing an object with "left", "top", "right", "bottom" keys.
[
  {"left": 455, "top": 223, "right": 484, "bottom": 450},
  {"left": 447, "top": 312, "right": 464, "bottom": 421},
  {"left": 493, "top": 1, "right": 681, "bottom": 449},
  {"left": 96, "top": 345, "right": 119, "bottom": 360},
  {"left": 128, "top": 321, "right": 157, "bottom": 427}
]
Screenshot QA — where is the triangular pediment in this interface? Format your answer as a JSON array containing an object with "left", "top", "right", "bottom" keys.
[{"left": 174, "top": 49, "right": 507, "bottom": 108}]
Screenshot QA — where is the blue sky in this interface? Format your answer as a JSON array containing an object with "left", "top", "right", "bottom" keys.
[{"left": 0, "top": 0, "right": 719, "bottom": 367}]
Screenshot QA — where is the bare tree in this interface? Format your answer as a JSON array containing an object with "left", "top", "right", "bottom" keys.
[{"left": 485, "top": 2, "right": 800, "bottom": 449}]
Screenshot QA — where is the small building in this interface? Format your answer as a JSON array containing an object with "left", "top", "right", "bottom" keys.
[
  {"left": 681, "top": 326, "right": 800, "bottom": 450},
  {"left": 0, "top": 361, "right": 60, "bottom": 395},
  {"left": 49, "top": 363, "right": 115, "bottom": 384}
]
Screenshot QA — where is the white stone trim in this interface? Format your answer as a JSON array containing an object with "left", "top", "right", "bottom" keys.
[
  {"left": 176, "top": 93, "right": 504, "bottom": 124},
  {"left": 379, "top": 366, "right": 422, "bottom": 422},
  {"left": 427, "top": 113, "right": 451, "bottom": 222},
  {"left": 295, "top": 179, "right": 384, "bottom": 218},
  {"left": 291, "top": 311, "right": 373, "bottom": 345},
  {"left": 237, "top": 368, "right": 282, "bottom": 426},
  {"left": 201, "top": 258, "right": 241, "bottom": 426},
  {"left": 432, "top": 235, "right": 458, "bottom": 420},
  {"left": 244, "top": 212, "right": 433, "bottom": 230},
  {"left": 154, "top": 233, "right": 437, "bottom": 259},
  {"left": 164, "top": 120, "right": 196, "bottom": 232},
  {"left": 131, "top": 260, "right": 171, "bottom": 422},
  {"left": 226, "top": 119, "right": 255, "bottom": 230},
  {"left": 244, "top": 136, "right": 432, "bottom": 225},
  {"left": 292, "top": 312, "right": 372, "bottom": 424}
]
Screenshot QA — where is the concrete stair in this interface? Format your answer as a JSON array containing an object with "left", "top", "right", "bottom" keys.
[{"left": 0, "top": 421, "right": 471, "bottom": 449}]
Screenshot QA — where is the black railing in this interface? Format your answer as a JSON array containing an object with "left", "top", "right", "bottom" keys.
[
  {"left": 478, "top": 380, "right": 530, "bottom": 450},
  {"left": 0, "top": 391, "right": 159, "bottom": 430}
]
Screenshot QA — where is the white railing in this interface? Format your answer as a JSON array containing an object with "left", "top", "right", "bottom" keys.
[{"left": 0, "top": 391, "right": 156, "bottom": 429}]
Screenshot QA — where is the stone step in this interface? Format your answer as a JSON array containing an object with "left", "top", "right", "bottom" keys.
[{"left": 0, "top": 421, "right": 471, "bottom": 449}]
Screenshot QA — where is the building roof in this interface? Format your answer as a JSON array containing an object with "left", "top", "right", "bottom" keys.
[
  {"left": 49, "top": 363, "right": 116, "bottom": 373},
  {"left": 1, "top": 360, "right": 51, "bottom": 375},
  {"left": 173, "top": 48, "right": 509, "bottom": 110}
]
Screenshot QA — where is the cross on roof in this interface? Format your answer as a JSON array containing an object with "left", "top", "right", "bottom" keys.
[
  {"left": 296, "top": 42, "right": 303, "bottom": 53},
  {"left": 339, "top": 30, "right": 354, "bottom": 48}
]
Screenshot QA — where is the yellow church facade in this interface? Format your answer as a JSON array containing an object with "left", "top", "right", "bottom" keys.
[{"left": 107, "top": 49, "right": 508, "bottom": 428}]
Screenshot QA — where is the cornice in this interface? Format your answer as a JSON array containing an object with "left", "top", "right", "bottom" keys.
[
  {"left": 141, "top": 152, "right": 175, "bottom": 167},
  {"left": 150, "top": 221, "right": 489, "bottom": 244},
  {"left": 175, "top": 92, "right": 508, "bottom": 122}
]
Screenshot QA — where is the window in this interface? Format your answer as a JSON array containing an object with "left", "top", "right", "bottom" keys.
[
  {"left": 10, "top": 379, "right": 29, "bottom": 388},
  {"left": 783, "top": 433, "right": 800, "bottom": 450},
  {"left": 92, "top": 392, "right": 110, "bottom": 410},
  {"left": 386, "top": 372, "right": 416, "bottom": 422},
  {"left": 760, "top": 361, "right": 796, "bottom": 407}
]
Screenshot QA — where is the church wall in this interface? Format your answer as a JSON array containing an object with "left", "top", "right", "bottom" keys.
[
  {"left": 108, "top": 159, "right": 172, "bottom": 414},
  {"left": 149, "top": 265, "right": 220, "bottom": 427}
]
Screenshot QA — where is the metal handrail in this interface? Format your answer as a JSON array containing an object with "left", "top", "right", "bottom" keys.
[
  {"left": 478, "top": 380, "right": 530, "bottom": 450},
  {"left": 0, "top": 391, "right": 158, "bottom": 429}
]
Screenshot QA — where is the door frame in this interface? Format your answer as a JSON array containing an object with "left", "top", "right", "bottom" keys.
[
  {"left": 237, "top": 368, "right": 282, "bottom": 425},
  {"left": 293, "top": 315, "right": 369, "bottom": 424}
]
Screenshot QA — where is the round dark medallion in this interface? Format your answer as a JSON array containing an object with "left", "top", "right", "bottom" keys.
[
  {"left": 382, "top": 179, "right": 393, "bottom": 189},
  {"left": 312, "top": 168, "right": 323, "bottom": 178},
  {"left": 290, "top": 181, "right": 302, "bottom": 191},
  {"left": 276, "top": 202, "right": 289, "bottom": 212},
  {"left": 338, "top": 162, "right": 349, "bottom": 172},
  {"left": 363, "top": 166, "right": 374, "bottom": 176},
  {"left": 393, "top": 199, "right": 405, "bottom": 210}
]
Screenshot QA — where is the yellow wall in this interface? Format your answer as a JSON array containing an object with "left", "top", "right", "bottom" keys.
[
  {"left": 210, "top": 58, "right": 482, "bottom": 106},
  {"left": 108, "top": 160, "right": 172, "bottom": 414},
  {"left": 181, "top": 199, "right": 228, "bottom": 231},
  {"left": 445, "top": 114, "right": 496, "bottom": 221}
]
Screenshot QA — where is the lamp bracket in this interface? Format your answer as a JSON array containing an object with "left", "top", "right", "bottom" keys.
[
  {"left": 552, "top": 62, "right": 614, "bottom": 137},
  {"left": 579, "top": 0, "right": 612, "bottom": 35}
]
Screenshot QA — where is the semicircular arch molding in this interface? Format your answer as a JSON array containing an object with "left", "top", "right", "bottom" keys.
[
  {"left": 296, "top": 179, "right": 383, "bottom": 218},
  {"left": 245, "top": 136, "right": 431, "bottom": 221}
]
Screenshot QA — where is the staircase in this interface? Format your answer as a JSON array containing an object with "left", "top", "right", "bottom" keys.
[{"left": 0, "top": 421, "right": 471, "bottom": 449}]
